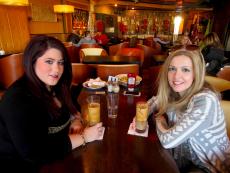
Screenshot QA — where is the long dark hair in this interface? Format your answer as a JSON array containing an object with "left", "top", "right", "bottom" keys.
[{"left": 23, "top": 35, "right": 77, "bottom": 117}]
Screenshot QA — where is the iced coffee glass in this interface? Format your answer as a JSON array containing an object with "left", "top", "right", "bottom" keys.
[
  {"left": 87, "top": 95, "right": 100, "bottom": 126},
  {"left": 135, "top": 101, "right": 149, "bottom": 133}
]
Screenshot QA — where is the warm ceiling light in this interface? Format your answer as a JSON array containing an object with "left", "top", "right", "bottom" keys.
[
  {"left": 53, "top": 5, "right": 74, "bottom": 13},
  {"left": 174, "top": 15, "right": 182, "bottom": 35},
  {"left": 0, "top": 0, "right": 29, "bottom": 6},
  {"left": 114, "top": 4, "right": 117, "bottom": 7}
]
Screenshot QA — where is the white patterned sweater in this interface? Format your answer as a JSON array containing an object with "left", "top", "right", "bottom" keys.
[{"left": 148, "top": 89, "right": 230, "bottom": 173}]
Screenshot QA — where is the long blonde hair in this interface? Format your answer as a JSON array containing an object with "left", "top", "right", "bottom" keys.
[{"left": 156, "top": 48, "right": 208, "bottom": 116}]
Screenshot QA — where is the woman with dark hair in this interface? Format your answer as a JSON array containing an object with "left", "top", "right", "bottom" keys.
[
  {"left": 67, "top": 29, "right": 80, "bottom": 44},
  {"left": 0, "top": 35, "right": 103, "bottom": 172}
]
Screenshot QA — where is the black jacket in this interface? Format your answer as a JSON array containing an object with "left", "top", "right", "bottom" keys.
[
  {"left": 202, "top": 46, "right": 225, "bottom": 76},
  {"left": 0, "top": 77, "right": 72, "bottom": 172}
]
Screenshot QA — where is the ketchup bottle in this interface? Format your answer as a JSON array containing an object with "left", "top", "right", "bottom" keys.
[{"left": 127, "top": 73, "right": 136, "bottom": 92}]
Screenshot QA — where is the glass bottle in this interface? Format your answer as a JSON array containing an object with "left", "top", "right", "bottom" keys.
[{"left": 127, "top": 73, "right": 136, "bottom": 92}]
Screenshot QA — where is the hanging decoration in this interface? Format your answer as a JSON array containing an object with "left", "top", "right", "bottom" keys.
[{"left": 96, "top": 20, "right": 104, "bottom": 32}]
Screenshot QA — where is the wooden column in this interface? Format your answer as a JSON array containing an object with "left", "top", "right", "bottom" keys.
[{"left": 88, "top": 0, "right": 95, "bottom": 34}]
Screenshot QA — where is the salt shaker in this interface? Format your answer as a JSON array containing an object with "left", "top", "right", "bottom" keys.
[
  {"left": 107, "top": 76, "right": 113, "bottom": 93},
  {"left": 113, "top": 77, "right": 120, "bottom": 93}
]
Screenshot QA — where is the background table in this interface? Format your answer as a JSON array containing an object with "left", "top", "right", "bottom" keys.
[{"left": 40, "top": 88, "right": 179, "bottom": 173}]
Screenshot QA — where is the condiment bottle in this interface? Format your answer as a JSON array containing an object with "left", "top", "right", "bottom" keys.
[
  {"left": 107, "top": 76, "right": 113, "bottom": 93},
  {"left": 127, "top": 73, "right": 136, "bottom": 92},
  {"left": 113, "top": 77, "right": 120, "bottom": 93}
]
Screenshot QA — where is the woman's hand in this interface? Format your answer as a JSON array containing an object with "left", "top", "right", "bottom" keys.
[
  {"left": 83, "top": 122, "right": 103, "bottom": 143},
  {"left": 69, "top": 112, "right": 84, "bottom": 134},
  {"left": 69, "top": 118, "right": 83, "bottom": 134},
  {"left": 155, "top": 115, "right": 168, "bottom": 132},
  {"left": 131, "top": 117, "right": 136, "bottom": 130}
]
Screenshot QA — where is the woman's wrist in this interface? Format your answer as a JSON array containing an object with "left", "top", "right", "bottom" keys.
[
  {"left": 70, "top": 114, "right": 84, "bottom": 124},
  {"left": 69, "top": 134, "right": 86, "bottom": 149},
  {"left": 80, "top": 134, "right": 86, "bottom": 146}
]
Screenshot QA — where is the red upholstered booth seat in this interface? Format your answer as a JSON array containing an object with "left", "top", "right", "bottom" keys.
[
  {"left": 109, "top": 42, "right": 162, "bottom": 69},
  {"left": 109, "top": 42, "right": 129, "bottom": 56},
  {"left": 115, "top": 48, "right": 144, "bottom": 67}
]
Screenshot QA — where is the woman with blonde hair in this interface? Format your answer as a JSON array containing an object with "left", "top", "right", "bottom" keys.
[
  {"left": 202, "top": 32, "right": 225, "bottom": 76},
  {"left": 147, "top": 46, "right": 230, "bottom": 172}
]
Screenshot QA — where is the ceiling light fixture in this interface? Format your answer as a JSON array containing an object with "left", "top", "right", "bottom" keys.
[
  {"left": 174, "top": 15, "right": 182, "bottom": 35},
  {"left": 0, "top": 0, "right": 28, "bottom": 6},
  {"left": 53, "top": 4, "right": 74, "bottom": 13}
]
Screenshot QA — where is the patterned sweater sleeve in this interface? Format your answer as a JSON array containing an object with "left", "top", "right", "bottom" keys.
[
  {"left": 157, "top": 92, "right": 217, "bottom": 149},
  {"left": 147, "top": 96, "right": 157, "bottom": 116}
]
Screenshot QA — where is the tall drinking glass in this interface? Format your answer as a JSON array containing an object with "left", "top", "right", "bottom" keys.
[
  {"left": 87, "top": 95, "right": 100, "bottom": 126},
  {"left": 107, "top": 93, "right": 119, "bottom": 118},
  {"left": 135, "top": 101, "right": 148, "bottom": 133}
]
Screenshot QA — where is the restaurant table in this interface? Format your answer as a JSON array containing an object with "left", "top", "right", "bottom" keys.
[
  {"left": 82, "top": 55, "right": 141, "bottom": 65},
  {"left": 0, "top": 53, "right": 14, "bottom": 58},
  {"left": 40, "top": 87, "right": 180, "bottom": 173}
]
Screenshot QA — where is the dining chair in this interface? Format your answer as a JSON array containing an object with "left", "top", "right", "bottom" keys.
[
  {"left": 152, "top": 53, "right": 168, "bottom": 65},
  {"left": 65, "top": 45, "right": 80, "bottom": 63},
  {"left": 96, "top": 64, "right": 139, "bottom": 81},
  {"left": 143, "top": 37, "right": 162, "bottom": 51},
  {"left": 71, "top": 63, "right": 96, "bottom": 85},
  {"left": 217, "top": 66, "right": 230, "bottom": 81},
  {"left": 220, "top": 100, "right": 230, "bottom": 137},
  {"left": 0, "top": 53, "right": 24, "bottom": 99},
  {"left": 136, "top": 44, "right": 162, "bottom": 68},
  {"left": 115, "top": 48, "right": 145, "bottom": 67},
  {"left": 62, "top": 42, "right": 72, "bottom": 46},
  {"left": 80, "top": 43, "right": 101, "bottom": 49},
  {"left": 79, "top": 48, "right": 108, "bottom": 63},
  {"left": 149, "top": 65, "right": 162, "bottom": 97},
  {"left": 109, "top": 42, "right": 129, "bottom": 56},
  {"left": 205, "top": 76, "right": 230, "bottom": 92}
]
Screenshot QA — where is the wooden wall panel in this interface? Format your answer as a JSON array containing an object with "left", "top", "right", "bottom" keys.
[
  {"left": 0, "top": 5, "right": 30, "bottom": 54},
  {"left": 28, "top": 0, "right": 89, "bottom": 38},
  {"left": 29, "top": 0, "right": 63, "bottom": 34},
  {"left": 29, "top": 21, "right": 63, "bottom": 34}
]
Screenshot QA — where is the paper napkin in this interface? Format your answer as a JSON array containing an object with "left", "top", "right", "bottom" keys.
[
  {"left": 98, "top": 126, "right": 105, "bottom": 140},
  {"left": 127, "top": 123, "right": 149, "bottom": 137}
]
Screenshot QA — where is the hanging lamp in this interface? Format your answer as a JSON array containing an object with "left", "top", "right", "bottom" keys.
[
  {"left": 0, "top": 0, "right": 28, "bottom": 6},
  {"left": 53, "top": 5, "right": 74, "bottom": 13}
]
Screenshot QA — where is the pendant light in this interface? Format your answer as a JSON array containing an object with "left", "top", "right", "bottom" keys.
[
  {"left": 0, "top": 0, "right": 29, "bottom": 6},
  {"left": 53, "top": 4, "right": 74, "bottom": 13}
]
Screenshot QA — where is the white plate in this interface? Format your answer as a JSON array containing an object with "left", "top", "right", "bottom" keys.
[
  {"left": 116, "top": 74, "right": 142, "bottom": 86},
  {"left": 83, "top": 81, "right": 106, "bottom": 90}
]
